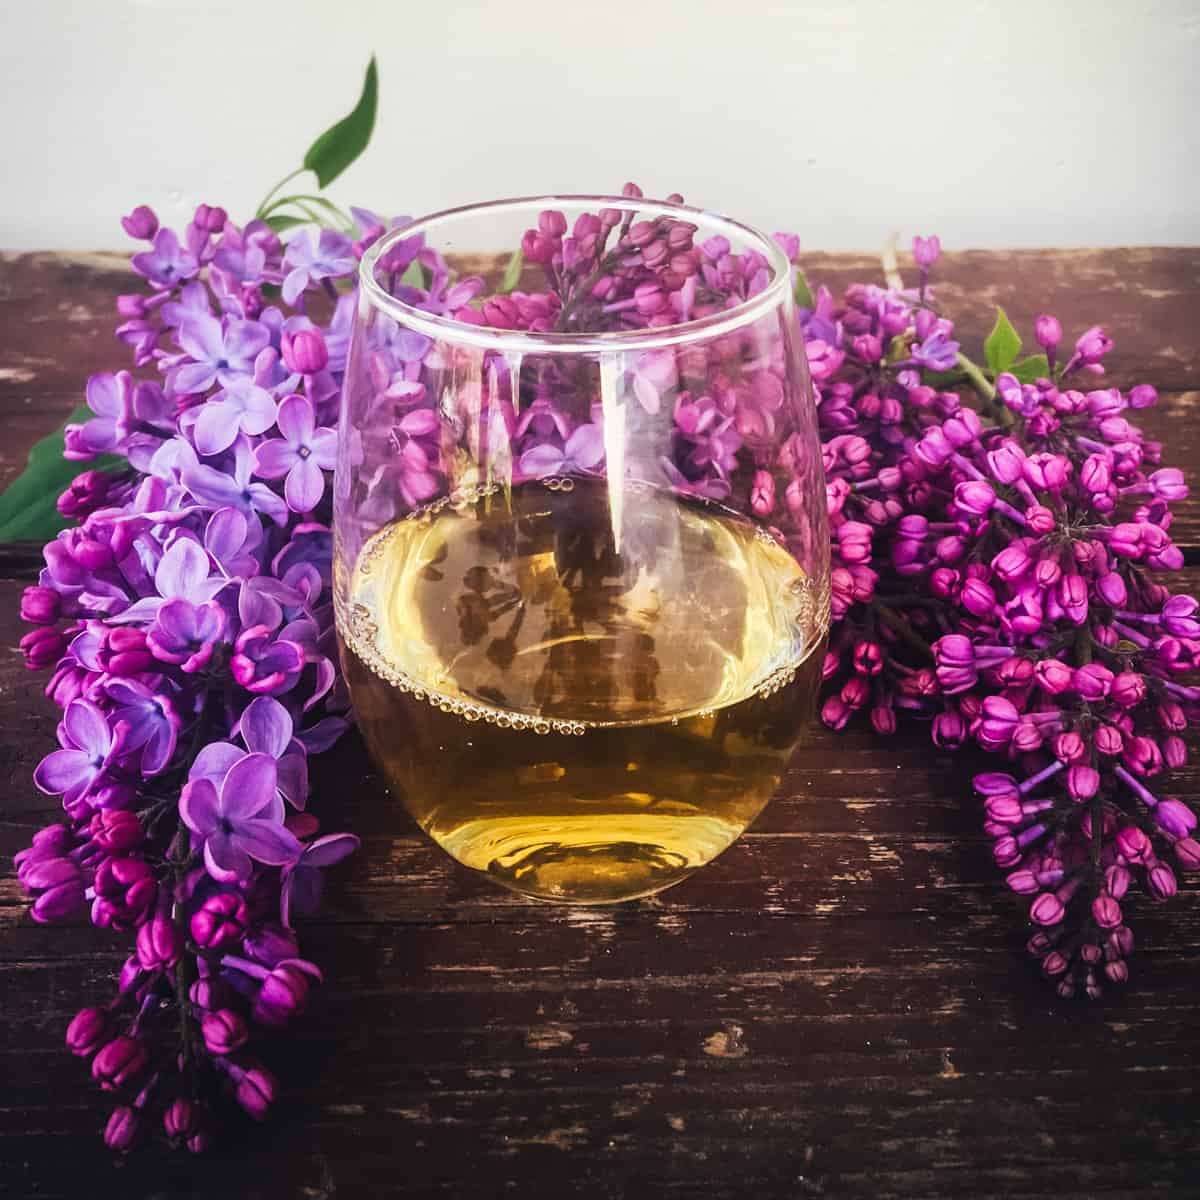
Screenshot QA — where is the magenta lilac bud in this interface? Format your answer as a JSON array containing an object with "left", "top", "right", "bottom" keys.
[
  {"left": 1030, "top": 892, "right": 1065, "bottom": 926},
  {"left": 1067, "top": 766, "right": 1100, "bottom": 802},
  {"left": 1073, "top": 663, "right": 1113, "bottom": 702},
  {"left": 1034, "top": 315, "right": 1062, "bottom": 350},
  {"left": 120, "top": 206, "right": 158, "bottom": 240},
  {"left": 202, "top": 1009, "right": 249, "bottom": 1056},
  {"left": 21, "top": 626, "right": 68, "bottom": 670},
  {"left": 92, "top": 1036, "right": 148, "bottom": 1092},
  {"left": 912, "top": 234, "right": 941, "bottom": 270},
  {"left": 1053, "top": 731, "right": 1085, "bottom": 764},
  {"left": 103, "top": 1105, "right": 141, "bottom": 1153},
  {"left": 163, "top": 1097, "right": 202, "bottom": 1143},
  {"left": 90, "top": 810, "right": 144, "bottom": 854},
  {"left": 1147, "top": 861, "right": 1177, "bottom": 899},
  {"left": 252, "top": 964, "right": 311, "bottom": 1028},
  {"left": 233, "top": 1063, "right": 278, "bottom": 1121},
  {"left": 1174, "top": 837, "right": 1200, "bottom": 869},
  {"left": 190, "top": 893, "right": 250, "bottom": 951},
  {"left": 136, "top": 913, "right": 183, "bottom": 970},
  {"left": 1092, "top": 896, "right": 1122, "bottom": 929},
  {"left": 281, "top": 329, "right": 329, "bottom": 375},
  {"left": 1153, "top": 798, "right": 1197, "bottom": 839},
  {"left": 20, "top": 585, "right": 61, "bottom": 625},
  {"left": 66, "top": 1007, "right": 110, "bottom": 1057}
]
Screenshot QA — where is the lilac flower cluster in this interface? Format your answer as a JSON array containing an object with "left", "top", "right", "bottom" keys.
[
  {"left": 15, "top": 202, "right": 361, "bottom": 1151},
  {"left": 813, "top": 241, "right": 1197, "bottom": 997}
]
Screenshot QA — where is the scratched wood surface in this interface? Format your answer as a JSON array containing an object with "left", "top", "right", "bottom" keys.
[{"left": 0, "top": 249, "right": 1198, "bottom": 1199}]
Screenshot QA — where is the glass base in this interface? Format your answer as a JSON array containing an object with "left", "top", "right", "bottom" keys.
[{"left": 433, "top": 815, "right": 735, "bottom": 904}]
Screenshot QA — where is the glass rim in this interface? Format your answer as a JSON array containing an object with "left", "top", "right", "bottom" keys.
[{"left": 358, "top": 193, "right": 793, "bottom": 354}]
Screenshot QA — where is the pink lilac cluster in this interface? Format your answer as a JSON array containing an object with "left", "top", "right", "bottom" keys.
[
  {"left": 14, "top": 202, "right": 363, "bottom": 1152},
  {"left": 350, "top": 183, "right": 798, "bottom": 528},
  {"left": 812, "top": 239, "right": 1198, "bottom": 998}
]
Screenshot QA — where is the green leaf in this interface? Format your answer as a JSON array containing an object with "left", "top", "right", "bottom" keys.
[
  {"left": 1008, "top": 353, "right": 1050, "bottom": 384},
  {"left": 499, "top": 249, "right": 524, "bottom": 294},
  {"left": 983, "top": 307, "right": 1022, "bottom": 374},
  {"left": 265, "top": 213, "right": 309, "bottom": 235},
  {"left": 793, "top": 267, "right": 815, "bottom": 310},
  {"left": 0, "top": 408, "right": 123, "bottom": 541},
  {"left": 303, "top": 56, "right": 378, "bottom": 188}
]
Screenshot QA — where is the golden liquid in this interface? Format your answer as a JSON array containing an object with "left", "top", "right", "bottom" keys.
[{"left": 338, "top": 479, "right": 824, "bottom": 903}]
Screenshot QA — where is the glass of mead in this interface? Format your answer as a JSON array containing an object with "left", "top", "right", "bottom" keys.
[{"left": 334, "top": 196, "right": 830, "bottom": 904}]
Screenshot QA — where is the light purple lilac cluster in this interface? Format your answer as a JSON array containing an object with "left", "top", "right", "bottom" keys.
[
  {"left": 15, "top": 202, "right": 364, "bottom": 1151},
  {"left": 814, "top": 241, "right": 1198, "bottom": 998}
]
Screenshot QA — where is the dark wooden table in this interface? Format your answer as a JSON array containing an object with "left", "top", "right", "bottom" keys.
[{"left": 1, "top": 249, "right": 1198, "bottom": 1199}]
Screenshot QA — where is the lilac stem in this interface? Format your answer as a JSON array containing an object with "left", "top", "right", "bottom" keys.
[
  {"left": 1020, "top": 760, "right": 1065, "bottom": 794},
  {"left": 1114, "top": 764, "right": 1157, "bottom": 807}
]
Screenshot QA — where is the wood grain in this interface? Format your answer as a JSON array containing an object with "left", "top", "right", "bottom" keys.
[{"left": 0, "top": 250, "right": 1198, "bottom": 1199}]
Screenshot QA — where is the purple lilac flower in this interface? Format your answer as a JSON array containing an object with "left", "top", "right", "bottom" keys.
[
  {"left": 180, "top": 753, "right": 301, "bottom": 882},
  {"left": 103, "top": 678, "right": 181, "bottom": 775},
  {"left": 173, "top": 314, "right": 271, "bottom": 396},
  {"left": 183, "top": 438, "right": 290, "bottom": 526},
  {"left": 280, "top": 833, "right": 360, "bottom": 927},
  {"left": 131, "top": 228, "right": 199, "bottom": 287},
  {"left": 252, "top": 395, "right": 337, "bottom": 512},
  {"left": 33, "top": 700, "right": 125, "bottom": 806},
  {"left": 281, "top": 229, "right": 355, "bottom": 305}
]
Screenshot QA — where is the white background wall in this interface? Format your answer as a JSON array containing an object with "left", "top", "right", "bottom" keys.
[{"left": 2, "top": 0, "right": 1197, "bottom": 251}]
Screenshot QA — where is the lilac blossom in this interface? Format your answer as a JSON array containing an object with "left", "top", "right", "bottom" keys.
[
  {"left": 252, "top": 395, "right": 337, "bottom": 512},
  {"left": 281, "top": 229, "right": 355, "bottom": 305},
  {"left": 180, "top": 753, "right": 301, "bottom": 882}
]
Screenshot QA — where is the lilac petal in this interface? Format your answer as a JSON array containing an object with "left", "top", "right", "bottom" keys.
[
  {"left": 205, "top": 830, "right": 252, "bottom": 882},
  {"left": 195, "top": 600, "right": 225, "bottom": 642},
  {"left": 177, "top": 314, "right": 224, "bottom": 363},
  {"left": 155, "top": 538, "right": 211, "bottom": 601},
  {"left": 104, "top": 677, "right": 152, "bottom": 710},
  {"left": 153, "top": 597, "right": 198, "bottom": 646},
  {"left": 63, "top": 699, "right": 111, "bottom": 756},
  {"left": 399, "top": 408, "right": 439, "bottom": 437},
  {"left": 519, "top": 443, "right": 567, "bottom": 478},
  {"left": 565, "top": 423, "right": 605, "bottom": 470},
  {"left": 219, "top": 752, "right": 279, "bottom": 820},
  {"left": 141, "top": 720, "right": 177, "bottom": 776},
  {"left": 233, "top": 384, "right": 278, "bottom": 436},
  {"left": 191, "top": 742, "right": 245, "bottom": 785},
  {"left": 253, "top": 438, "right": 298, "bottom": 480},
  {"left": 282, "top": 267, "right": 310, "bottom": 307},
  {"left": 240, "top": 696, "right": 294, "bottom": 758},
  {"left": 235, "top": 819, "right": 303, "bottom": 867},
  {"left": 276, "top": 748, "right": 309, "bottom": 809},
  {"left": 205, "top": 507, "right": 250, "bottom": 562},
  {"left": 296, "top": 716, "right": 350, "bottom": 754},
  {"left": 247, "top": 484, "right": 290, "bottom": 526},
  {"left": 174, "top": 362, "right": 219, "bottom": 396},
  {"left": 193, "top": 402, "right": 241, "bottom": 456},
  {"left": 281, "top": 869, "right": 321, "bottom": 926},
  {"left": 183, "top": 464, "right": 243, "bottom": 508},
  {"left": 239, "top": 580, "right": 285, "bottom": 631},
  {"left": 285, "top": 458, "right": 325, "bottom": 513},
  {"left": 34, "top": 749, "right": 92, "bottom": 795},
  {"left": 86, "top": 373, "right": 125, "bottom": 419},
  {"left": 308, "top": 429, "right": 338, "bottom": 471},
  {"left": 180, "top": 777, "right": 221, "bottom": 836},
  {"left": 633, "top": 375, "right": 662, "bottom": 415},
  {"left": 223, "top": 320, "right": 270, "bottom": 363},
  {"left": 302, "top": 833, "right": 360, "bottom": 868},
  {"left": 276, "top": 394, "right": 316, "bottom": 447}
]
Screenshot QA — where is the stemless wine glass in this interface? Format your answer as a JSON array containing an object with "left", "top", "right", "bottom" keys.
[{"left": 334, "top": 195, "right": 830, "bottom": 904}]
